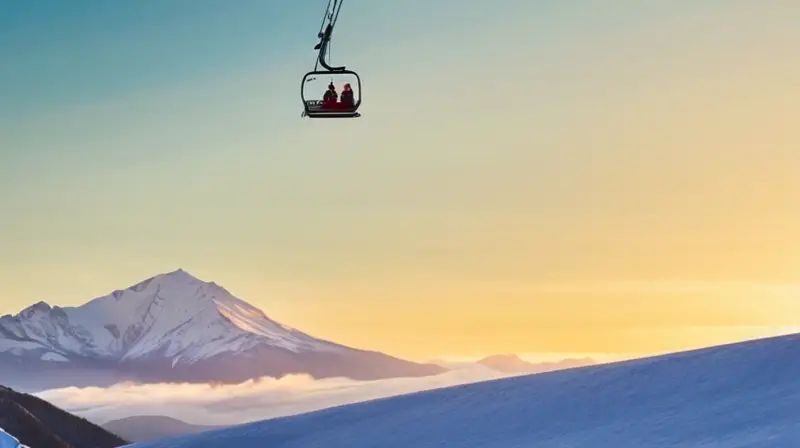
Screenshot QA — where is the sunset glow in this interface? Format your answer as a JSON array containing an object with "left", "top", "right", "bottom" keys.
[{"left": 2, "top": 1, "right": 799, "bottom": 362}]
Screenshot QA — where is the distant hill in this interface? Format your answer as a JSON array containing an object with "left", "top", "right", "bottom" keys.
[
  {"left": 431, "top": 354, "right": 595, "bottom": 374},
  {"left": 476, "top": 354, "right": 596, "bottom": 374},
  {"left": 102, "top": 416, "right": 223, "bottom": 443},
  {"left": 0, "top": 385, "right": 127, "bottom": 448}
]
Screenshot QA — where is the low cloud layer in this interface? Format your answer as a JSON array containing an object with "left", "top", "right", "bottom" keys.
[{"left": 35, "top": 365, "right": 511, "bottom": 427}]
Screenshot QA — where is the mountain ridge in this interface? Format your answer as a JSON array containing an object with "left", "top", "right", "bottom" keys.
[
  {"left": 476, "top": 354, "right": 596, "bottom": 374},
  {"left": 430, "top": 354, "right": 596, "bottom": 374},
  {"left": 0, "top": 384, "right": 127, "bottom": 448}
]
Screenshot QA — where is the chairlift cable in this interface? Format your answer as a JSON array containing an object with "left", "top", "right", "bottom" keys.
[
  {"left": 314, "top": 0, "right": 334, "bottom": 71},
  {"left": 328, "top": 0, "right": 344, "bottom": 68}
]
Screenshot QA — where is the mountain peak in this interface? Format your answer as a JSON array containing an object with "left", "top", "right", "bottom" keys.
[
  {"left": 18, "top": 301, "right": 52, "bottom": 317},
  {"left": 161, "top": 268, "right": 193, "bottom": 279},
  {"left": 119, "top": 268, "right": 209, "bottom": 298},
  {"left": 148, "top": 268, "right": 204, "bottom": 284}
]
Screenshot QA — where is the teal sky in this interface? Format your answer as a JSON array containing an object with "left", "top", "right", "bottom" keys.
[{"left": 2, "top": 1, "right": 800, "bottom": 359}]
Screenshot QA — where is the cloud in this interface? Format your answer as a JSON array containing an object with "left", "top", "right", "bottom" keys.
[{"left": 34, "top": 365, "right": 510, "bottom": 427}]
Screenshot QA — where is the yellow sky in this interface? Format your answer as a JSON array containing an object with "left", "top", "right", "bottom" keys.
[{"left": 1, "top": 2, "right": 799, "bottom": 361}]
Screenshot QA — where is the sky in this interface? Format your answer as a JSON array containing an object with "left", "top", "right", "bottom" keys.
[{"left": 1, "top": 1, "right": 800, "bottom": 361}]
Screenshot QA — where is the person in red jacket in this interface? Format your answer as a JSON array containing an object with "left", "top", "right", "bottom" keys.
[{"left": 340, "top": 83, "right": 355, "bottom": 108}]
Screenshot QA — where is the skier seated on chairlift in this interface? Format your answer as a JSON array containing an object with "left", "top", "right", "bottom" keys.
[
  {"left": 340, "top": 83, "right": 354, "bottom": 108},
  {"left": 322, "top": 83, "right": 338, "bottom": 108}
]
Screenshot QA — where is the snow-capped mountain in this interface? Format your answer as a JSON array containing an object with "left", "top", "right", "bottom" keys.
[
  {"left": 1, "top": 269, "right": 342, "bottom": 364},
  {"left": 0, "top": 270, "right": 445, "bottom": 391}
]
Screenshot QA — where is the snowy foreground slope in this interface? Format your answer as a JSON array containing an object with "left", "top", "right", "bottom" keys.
[
  {"left": 134, "top": 333, "right": 800, "bottom": 447},
  {"left": 0, "top": 270, "right": 443, "bottom": 390},
  {"left": 0, "top": 429, "right": 26, "bottom": 448}
]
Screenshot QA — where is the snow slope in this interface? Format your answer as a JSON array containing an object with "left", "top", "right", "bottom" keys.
[
  {"left": 0, "top": 270, "right": 444, "bottom": 389},
  {"left": 133, "top": 332, "right": 800, "bottom": 447},
  {"left": 0, "top": 429, "right": 25, "bottom": 448}
]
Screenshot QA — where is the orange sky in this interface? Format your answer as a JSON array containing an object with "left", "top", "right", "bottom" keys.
[{"left": 1, "top": 2, "right": 799, "bottom": 362}]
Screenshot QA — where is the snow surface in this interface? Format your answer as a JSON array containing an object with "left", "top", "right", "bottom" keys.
[
  {"left": 0, "top": 428, "right": 27, "bottom": 448},
  {"left": 133, "top": 333, "right": 800, "bottom": 448},
  {"left": 0, "top": 339, "right": 44, "bottom": 353},
  {"left": 0, "top": 269, "right": 343, "bottom": 366},
  {"left": 40, "top": 352, "right": 69, "bottom": 362}
]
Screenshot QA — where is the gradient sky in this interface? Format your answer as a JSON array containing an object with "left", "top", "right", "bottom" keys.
[{"left": 2, "top": 1, "right": 799, "bottom": 361}]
